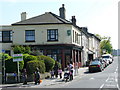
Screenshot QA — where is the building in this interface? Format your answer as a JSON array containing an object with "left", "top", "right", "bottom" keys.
[{"left": 0, "top": 4, "right": 101, "bottom": 69}]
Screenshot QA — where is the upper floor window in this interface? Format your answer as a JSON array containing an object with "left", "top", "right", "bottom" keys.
[
  {"left": 47, "top": 29, "right": 58, "bottom": 41},
  {"left": 25, "top": 30, "right": 35, "bottom": 42},
  {"left": 0, "top": 31, "right": 12, "bottom": 42},
  {"left": 73, "top": 30, "right": 74, "bottom": 42}
]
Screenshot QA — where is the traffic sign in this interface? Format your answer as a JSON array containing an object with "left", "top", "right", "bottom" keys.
[{"left": 13, "top": 54, "right": 23, "bottom": 62}]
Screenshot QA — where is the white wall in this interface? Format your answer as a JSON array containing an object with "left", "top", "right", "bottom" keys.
[{"left": 12, "top": 24, "right": 73, "bottom": 45}]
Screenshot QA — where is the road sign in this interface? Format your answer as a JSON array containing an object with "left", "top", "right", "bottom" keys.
[
  {"left": 2, "top": 49, "right": 5, "bottom": 53},
  {"left": 13, "top": 54, "right": 23, "bottom": 62}
]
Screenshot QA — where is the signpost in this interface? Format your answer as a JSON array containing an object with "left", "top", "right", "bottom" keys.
[{"left": 13, "top": 54, "right": 23, "bottom": 82}]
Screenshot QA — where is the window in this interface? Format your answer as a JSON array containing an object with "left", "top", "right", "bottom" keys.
[
  {"left": 47, "top": 29, "right": 58, "bottom": 41},
  {"left": 25, "top": 30, "right": 35, "bottom": 42},
  {"left": 2, "top": 31, "right": 12, "bottom": 42},
  {"left": 73, "top": 30, "right": 74, "bottom": 42}
]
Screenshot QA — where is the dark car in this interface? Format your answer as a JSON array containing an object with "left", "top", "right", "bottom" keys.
[{"left": 89, "top": 60, "right": 104, "bottom": 72}]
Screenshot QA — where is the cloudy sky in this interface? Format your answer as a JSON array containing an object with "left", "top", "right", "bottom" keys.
[{"left": 0, "top": 0, "right": 119, "bottom": 49}]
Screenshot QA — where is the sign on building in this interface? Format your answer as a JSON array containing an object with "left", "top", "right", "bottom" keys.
[{"left": 13, "top": 54, "right": 23, "bottom": 62}]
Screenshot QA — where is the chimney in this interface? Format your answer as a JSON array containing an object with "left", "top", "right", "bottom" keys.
[
  {"left": 82, "top": 27, "right": 88, "bottom": 32},
  {"left": 71, "top": 16, "right": 76, "bottom": 25},
  {"left": 59, "top": 4, "right": 66, "bottom": 19},
  {"left": 21, "top": 12, "right": 27, "bottom": 21}
]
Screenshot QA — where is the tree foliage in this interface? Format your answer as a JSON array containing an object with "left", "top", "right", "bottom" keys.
[
  {"left": 26, "top": 60, "right": 45, "bottom": 74},
  {"left": 95, "top": 34, "right": 113, "bottom": 55},
  {"left": 13, "top": 45, "right": 31, "bottom": 54}
]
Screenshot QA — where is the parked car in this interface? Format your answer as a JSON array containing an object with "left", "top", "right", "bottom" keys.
[
  {"left": 89, "top": 60, "right": 104, "bottom": 72},
  {"left": 102, "top": 54, "right": 113, "bottom": 64}
]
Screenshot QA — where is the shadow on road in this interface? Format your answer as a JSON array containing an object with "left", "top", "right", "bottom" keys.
[{"left": 84, "top": 71, "right": 100, "bottom": 74}]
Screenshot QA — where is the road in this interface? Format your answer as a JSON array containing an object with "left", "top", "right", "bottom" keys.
[
  {"left": 38, "top": 56, "right": 119, "bottom": 89},
  {"left": 1, "top": 56, "right": 119, "bottom": 90}
]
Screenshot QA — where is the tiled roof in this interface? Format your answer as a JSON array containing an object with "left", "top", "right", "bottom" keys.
[{"left": 12, "top": 12, "right": 72, "bottom": 25}]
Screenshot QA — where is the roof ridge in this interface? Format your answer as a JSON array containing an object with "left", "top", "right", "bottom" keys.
[{"left": 49, "top": 12, "right": 71, "bottom": 24}]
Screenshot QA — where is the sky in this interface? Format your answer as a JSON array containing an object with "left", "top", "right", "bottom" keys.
[{"left": 0, "top": 0, "right": 119, "bottom": 49}]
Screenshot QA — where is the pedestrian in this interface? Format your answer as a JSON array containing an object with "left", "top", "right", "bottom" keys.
[
  {"left": 22, "top": 69, "right": 27, "bottom": 85},
  {"left": 69, "top": 61, "right": 74, "bottom": 81},
  {"left": 50, "top": 69, "right": 54, "bottom": 78},
  {"left": 13, "top": 71, "right": 17, "bottom": 82},
  {"left": 58, "top": 68, "right": 62, "bottom": 79},
  {"left": 34, "top": 68, "right": 40, "bottom": 85},
  {"left": 54, "top": 61, "right": 58, "bottom": 78}
]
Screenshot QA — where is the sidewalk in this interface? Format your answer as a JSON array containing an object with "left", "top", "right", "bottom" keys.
[{"left": 0, "top": 67, "right": 88, "bottom": 88}]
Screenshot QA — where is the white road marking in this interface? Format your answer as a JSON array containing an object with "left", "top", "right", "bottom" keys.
[
  {"left": 106, "top": 77, "right": 110, "bottom": 82},
  {"left": 115, "top": 78, "right": 118, "bottom": 82},
  {"left": 89, "top": 77, "right": 94, "bottom": 80},
  {"left": 115, "top": 68, "right": 118, "bottom": 72},
  {"left": 105, "top": 84, "right": 116, "bottom": 87},
  {"left": 117, "top": 84, "right": 120, "bottom": 89},
  {"left": 99, "top": 84, "right": 104, "bottom": 89}
]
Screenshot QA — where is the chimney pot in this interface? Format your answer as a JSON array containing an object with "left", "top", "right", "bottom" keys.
[{"left": 72, "top": 16, "right": 76, "bottom": 26}]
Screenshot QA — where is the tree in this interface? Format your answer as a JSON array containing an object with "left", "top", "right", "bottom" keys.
[
  {"left": 13, "top": 45, "right": 31, "bottom": 54},
  {"left": 95, "top": 34, "right": 113, "bottom": 55},
  {"left": 100, "top": 37, "right": 113, "bottom": 54}
]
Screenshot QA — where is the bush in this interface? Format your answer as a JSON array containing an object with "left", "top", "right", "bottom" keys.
[
  {"left": 0, "top": 53, "right": 11, "bottom": 60},
  {"left": 37, "top": 55, "right": 55, "bottom": 72},
  {"left": 5, "top": 57, "right": 24, "bottom": 73},
  {"left": 13, "top": 45, "right": 31, "bottom": 54},
  {"left": 23, "top": 54, "right": 37, "bottom": 68},
  {"left": 26, "top": 60, "right": 45, "bottom": 75}
]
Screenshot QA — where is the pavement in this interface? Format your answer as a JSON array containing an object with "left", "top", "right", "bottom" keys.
[{"left": 0, "top": 67, "right": 88, "bottom": 88}]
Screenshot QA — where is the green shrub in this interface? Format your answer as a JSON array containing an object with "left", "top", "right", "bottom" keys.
[
  {"left": 5, "top": 57, "right": 24, "bottom": 73},
  {"left": 0, "top": 53, "right": 11, "bottom": 60},
  {"left": 26, "top": 60, "right": 45, "bottom": 75},
  {"left": 23, "top": 54, "right": 37, "bottom": 68},
  {"left": 37, "top": 55, "right": 55, "bottom": 72},
  {"left": 13, "top": 45, "right": 31, "bottom": 54}
]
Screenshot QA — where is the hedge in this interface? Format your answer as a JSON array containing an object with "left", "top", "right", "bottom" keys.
[
  {"left": 5, "top": 57, "right": 24, "bottom": 73},
  {"left": 37, "top": 55, "right": 55, "bottom": 72},
  {"left": 26, "top": 60, "right": 45, "bottom": 75},
  {"left": 23, "top": 54, "right": 37, "bottom": 68}
]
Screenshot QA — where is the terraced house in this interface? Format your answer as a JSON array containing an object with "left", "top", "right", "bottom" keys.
[{"left": 0, "top": 4, "right": 101, "bottom": 69}]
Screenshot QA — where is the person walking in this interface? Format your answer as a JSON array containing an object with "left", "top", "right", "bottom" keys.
[
  {"left": 54, "top": 61, "right": 58, "bottom": 78},
  {"left": 58, "top": 68, "right": 62, "bottom": 79},
  {"left": 50, "top": 69, "right": 54, "bottom": 78},
  {"left": 34, "top": 68, "right": 40, "bottom": 85},
  {"left": 22, "top": 69, "right": 27, "bottom": 85}
]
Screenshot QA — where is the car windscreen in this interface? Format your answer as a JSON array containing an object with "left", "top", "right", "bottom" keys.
[{"left": 102, "top": 56, "right": 110, "bottom": 58}]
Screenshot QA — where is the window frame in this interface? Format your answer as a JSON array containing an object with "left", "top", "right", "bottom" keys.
[
  {"left": 25, "top": 30, "right": 35, "bottom": 42},
  {"left": 47, "top": 29, "right": 58, "bottom": 41},
  {"left": 1, "top": 31, "right": 12, "bottom": 43}
]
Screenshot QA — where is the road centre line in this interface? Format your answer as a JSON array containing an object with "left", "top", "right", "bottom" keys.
[{"left": 115, "top": 68, "right": 118, "bottom": 72}]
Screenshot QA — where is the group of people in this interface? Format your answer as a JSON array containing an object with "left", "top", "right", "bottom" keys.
[
  {"left": 66, "top": 61, "right": 74, "bottom": 81},
  {"left": 50, "top": 68, "right": 62, "bottom": 79},
  {"left": 22, "top": 61, "right": 74, "bottom": 85},
  {"left": 50, "top": 61, "right": 74, "bottom": 81},
  {"left": 22, "top": 68, "right": 40, "bottom": 85}
]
